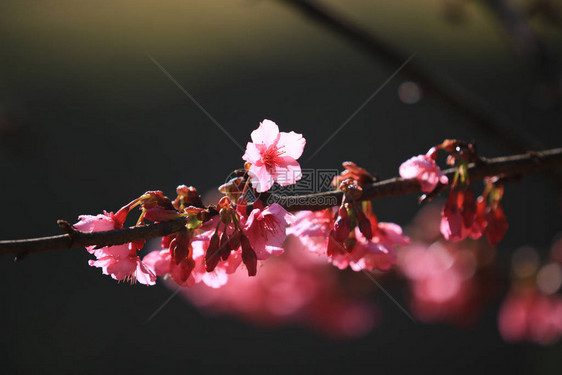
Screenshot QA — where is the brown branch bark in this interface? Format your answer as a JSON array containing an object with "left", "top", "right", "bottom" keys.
[{"left": 0, "top": 148, "right": 561, "bottom": 257}]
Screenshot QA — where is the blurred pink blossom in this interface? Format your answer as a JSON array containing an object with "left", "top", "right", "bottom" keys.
[
  {"left": 176, "top": 235, "right": 378, "bottom": 338},
  {"left": 498, "top": 290, "right": 562, "bottom": 345},
  {"left": 397, "top": 242, "right": 481, "bottom": 324}
]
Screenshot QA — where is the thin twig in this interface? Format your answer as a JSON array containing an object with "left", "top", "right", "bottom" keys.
[{"left": 0, "top": 148, "right": 560, "bottom": 257}]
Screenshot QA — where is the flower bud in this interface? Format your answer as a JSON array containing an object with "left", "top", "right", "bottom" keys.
[
  {"left": 219, "top": 231, "right": 231, "bottom": 261},
  {"left": 144, "top": 206, "right": 180, "bottom": 222},
  {"left": 113, "top": 206, "right": 130, "bottom": 228},
  {"left": 356, "top": 208, "right": 373, "bottom": 240},
  {"left": 485, "top": 205, "right": 508, "bottom": 246},
  {"left": 170, "top": 230, "right": 190, "bottom": 265},
  {"left": 205, "top": 230, "right": 221, "bottom": 272},
  {"left": 327, "top": 231, "right": 342, "bottom": 256},
  {"left": 218, "top": 177, "right": 245, "bottom": 201},
  {"left": 228, "top": 230, "right": 241, "bottom": 252},
  {"left": 175, "top": 258, "right": 196, "bottom": 284},
  {"left": 175, "top": 185, "right": 203, "bottom": 208},
  {"left": 460, "top": 189, "right": 476, "bottom": 228},
  {"left": 333, "top": 206, "right": 351, "bottom": 243},
  {"left": 240, "top": 233, "right": 257, "bottom": 276}
]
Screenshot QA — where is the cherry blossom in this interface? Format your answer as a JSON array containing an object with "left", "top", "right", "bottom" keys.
[
  {"left": 73, "top": 213, "right": 156, "bottom": 285},
  {"left": 74, "top": 213, "right": 122, "bottom": 258},
  {"left": 399, "top": 154, "right": 448, "bottom": 193},
  {"left": 498, "top": 290, "right": 562, "bottom": 345},
  {"left": 145, "top": 202, "right": 295, "bottom": 287},
  {"left": 330, "top": 223, "right": 408, "bottom": 272},
  {"left": 288, "top": 209, "right": 408, "bottom": 272},
  {"left": 398, "top": 242, "right": 481, "bottom": 324},
  {"left": 89, "top": 243, "right": 156, "bottom": 285},
  {"left": 242, "top": 119, "right": 306, "bottom": 193},
  {"left": 240, "top": 203, "right": 295, "bottom": 260},
  {"left": 58, "top": 135, "right": 541, "bottom": 342},
  {"left": 175, "top": 235, "right": 378, "bottom": 338}
]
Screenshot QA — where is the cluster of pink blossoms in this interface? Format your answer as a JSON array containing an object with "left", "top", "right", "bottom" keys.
[
  {"left": 72, "top": 122, "right": 538, "bottom": 340},
  {"left": 288, "top": 163, "right": 410, "bottom": 273},
  {"left": 75, "top": 120, "right": 304, "bottom": 287},
  {"left": 398, "top": 140, "right": 508, "bottom": 246},
  {"left": 75, "top": 120, "right": 416, "bottom": 287}
]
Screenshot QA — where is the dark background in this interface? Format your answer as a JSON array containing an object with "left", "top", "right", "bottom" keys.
[{"left": 1, "top": 0, "right": 561, "bottom": 373}]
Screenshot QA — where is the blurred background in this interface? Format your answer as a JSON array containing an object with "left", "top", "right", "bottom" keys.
[{"left": 1, "top": 0, "right": 561, "bottom": 373}]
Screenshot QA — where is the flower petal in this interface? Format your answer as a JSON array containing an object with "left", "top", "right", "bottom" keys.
[
  {"left": 250, "top": 119, "right": 279, "bottom": 146},
  {"left": 242, "top": 142, "right": 262, "bottom": 164},
  {"left": 273, "top": 156, "right": 302, "bottom": 186},
  {"left": 136, "top": 261, "right": 157, "bottom": 285},
  {"left": 278, "top": 131, "right": 306, "bottom": 159},
  {"left": 248, "top": 164, "right": 275, "bottom": 193}
]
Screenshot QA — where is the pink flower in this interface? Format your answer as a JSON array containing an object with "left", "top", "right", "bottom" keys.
[
  {"left": 498, "top": 290, "right": 562, "bottom": 345},
  {"left": 399, "top": 154, "right": 448, "bottom": 193},
  {"left": 242, "top": 119, "right": 306, "bottom": 193},
  {"left": 89, "top": 243, "right": 156, "bottom": 285},
  {"left": 74, "top": 213, "right": 156, "bottom": 285},
  {"left": 331, "top": 223, "right": 407, "bottom": 272},
  {"left": 240, "top": 203, "right": 295, "bottom": 260},
  {"left": 74, "top": 213, "right": 121, "bottom": 258},
  {"left": 287, "top": 210, "right": 333, "bottom": 255},
  {"left": 397, "top": 242, "right": 481, "bottom": 324},
  {"left": 174, "top": 235, "right": 378, "bottom": 338},
  {"left": 288, "top": 210, "right": 408, "bottom": 272}
]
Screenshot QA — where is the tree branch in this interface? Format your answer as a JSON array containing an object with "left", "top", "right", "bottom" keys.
[
  {"left": 0, "top": 148, "right": 561, "bottom": 257},
  {"left": 1, "top": 220, "right": 189, "bottom": 259}
]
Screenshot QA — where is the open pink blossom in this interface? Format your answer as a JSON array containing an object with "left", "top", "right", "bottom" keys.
[
  {"left": 74, "top": 213, "right": 122, "bottom": 258},
  {"left": 89, "top": 243, "right": 156, "bottom": 285},
  {"left": 240, "top": 203, "right": 295, "bottom": 260},
  {"left": 74, "top": 213, "right": 156, "bottom": 285},
  {"left": 242, "top": 119, "right": 306, "bottom": 193},
  {"left": 287, "top": 210, "right": 333, "bottom": 255},
  {"left": 288, "top": 210, "right": 408, "bottom": 272},
  {"left": 399, "top": 154, "right": 448, "bottom": 193}
]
